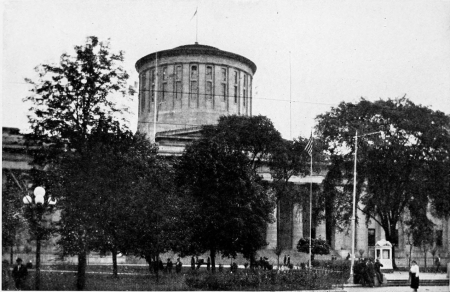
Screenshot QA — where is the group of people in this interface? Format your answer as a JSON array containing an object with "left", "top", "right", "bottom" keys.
[
  {"left": 190, "top": 256, "right": 211, "bottom": 271},
  {"left": 354, "top": 258, "right": 384, "bottom": 287},
  {"left": 152, "top": 257, "right": 183, "bottom": 274}
]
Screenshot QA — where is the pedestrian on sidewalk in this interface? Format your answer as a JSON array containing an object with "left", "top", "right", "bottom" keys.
[
  {"left": 409, "top": 260, "right": 420, "bottom": 292},
  {"left": 434, "top": 254, "right": 441, "bottom": 273}
]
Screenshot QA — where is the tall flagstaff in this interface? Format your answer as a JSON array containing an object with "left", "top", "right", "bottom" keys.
[
  {"left": 304, "top": 132, "right": 313, "bottom": 267},
  {"left": 153, "top": 52, "right": 158, "bottom": 142}
]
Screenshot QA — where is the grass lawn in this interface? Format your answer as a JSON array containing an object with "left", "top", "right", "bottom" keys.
[{"left": 3, "top": 266, "right": 345, "bottom": 290}]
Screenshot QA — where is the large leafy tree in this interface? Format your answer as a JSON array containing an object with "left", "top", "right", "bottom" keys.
[
  {"left": 54, "top": 125, "right": 170, "bottom": 279},
  {"left": 316, "top": 97, "right": 450, "bottom": 268},
  {"left": 174, "top": 115, "right": 278, "bottom": 271},
  {"left": 24, "top": 36, "right": 134, "bottom": 290}
]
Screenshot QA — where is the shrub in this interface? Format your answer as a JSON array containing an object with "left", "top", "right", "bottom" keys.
[{"left": 185, "top": 269, "right": 345, "bottom": 290}]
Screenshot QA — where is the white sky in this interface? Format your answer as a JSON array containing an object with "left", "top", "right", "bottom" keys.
[{"left": 2, "top": 0, "right": 450, "bottom": 140}]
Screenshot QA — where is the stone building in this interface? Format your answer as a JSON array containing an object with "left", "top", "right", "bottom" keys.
[
  {"left": 135, "top": 43, "right": 256, "bottom": 142},
  {"left": 135, "top": 43, "right": 449, "bottom": 263}
]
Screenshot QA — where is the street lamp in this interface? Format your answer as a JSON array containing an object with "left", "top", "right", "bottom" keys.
[
  {"left": 348, "top": 130, "right": 383, "bottom": 284},
  {"left": 23, "top": 186, "right": 56, "bottom": 290}
]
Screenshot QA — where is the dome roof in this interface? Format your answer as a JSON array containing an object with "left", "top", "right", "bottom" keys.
[{"left": 135, "top": 43, "right": 257, "bottom": 74}]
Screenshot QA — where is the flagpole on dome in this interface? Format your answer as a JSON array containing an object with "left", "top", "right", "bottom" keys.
[{"left": 191, "top": 7, "right": 198, "bottom": 44}]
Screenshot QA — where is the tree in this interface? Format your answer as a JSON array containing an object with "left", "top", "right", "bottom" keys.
[
  {"left": 203, "top": 115, "right": 283, "bottom": 172},
  {"left": 296, "top": 237, "right": 330, "bottom": 261},
  {"left": 2, "top": 170, "right": 27, "bottom": 264},
  {"left": 24, "top": 36, "right": 134, "bottom": 290},
  {"left": 269, "top": 138, "right": 310, "bottom": 248},
  {"left": 316, "top": 97, "right": 450, "bottom": 268},
  {"left": 174, "top": 117, "right": 276, "bottom": 271}
]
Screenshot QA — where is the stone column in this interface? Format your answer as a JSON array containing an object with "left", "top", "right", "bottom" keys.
[
  {"left": 292, "top": 203, "right": 303, "bottom": 249},
  {"left": 356, "top": 207, "right": 368, "bottom": 257},
  {"left": 444, "top": 218, "right": 450, "bottom": 255},
  {"left": 266, "top": 206, "right": 277, "bottom": 249}
]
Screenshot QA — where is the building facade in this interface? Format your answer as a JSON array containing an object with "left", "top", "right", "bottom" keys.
[{"left": 135, "top": 43, "right": 257, "bottom": 141}]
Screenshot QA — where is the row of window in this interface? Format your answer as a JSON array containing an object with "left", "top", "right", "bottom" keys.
[{"left": 139, "top": 64, "right": 251, "bottom": 112}]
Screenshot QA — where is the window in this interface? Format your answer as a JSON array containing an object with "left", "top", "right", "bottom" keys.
[
  {"left": 163, "top": 67, "right": 167, "bottom": 81},
  {"left": 176, "top": 81, "right": 182, "bottom": 99},
  {"left": 234, "top": 86, "right": 238, "bottom": 103},
  {"left": 221, "top": 68, "right": 227, "bottom": 82},
  {"left": 151, "top": 85, "right": 155, "bottom": 102},
  {"left": 206, "top": 66, "right": 212, "bottom": 80},
  {"left": 436, "top": 230, "right": 443, "bottom": 246},
  {"left": 190, "top": 81, "right": 198, "bottom": 99},
  {"left": 162, "top": 83, "right": 167, "bottom": 101},
  {"left": 139, "top": 73, "right": 146, "bottom": 112},
  {"left": 368, "top": 229, "right": 376, "bottom": 246},
  {"left": 176, "top": 65, "right": 182, "bottom": 80},
  {"left": 206, "top": 82, "right": 212, "bottom": 99},
  {"left": 234, "top": 71, "right": 238, "bottom": 84},
  {"left": 151, "top": 69, "right": 156, "bottom": 102},
  {"left": 191, "top": 65, "right": 198, "bottom": 79},
  {"left": 221, "top": 84, "right": 226, "bottom": 100}
]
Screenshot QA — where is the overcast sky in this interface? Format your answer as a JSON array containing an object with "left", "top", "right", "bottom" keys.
[{"left": 2, "top": 0, "right": 450, "bottom": 139}]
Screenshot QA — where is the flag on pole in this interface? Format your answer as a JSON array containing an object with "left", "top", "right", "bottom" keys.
[
  {"left": 305, "top": 133, "right": 313, "bottom": 156},
  {"left": 191, "top": 7, "right": 198, "bottom": 20}
]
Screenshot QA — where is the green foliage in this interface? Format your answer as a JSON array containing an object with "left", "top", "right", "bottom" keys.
[
  {"left": 297, "top": 237, "right": 331, "bottom": 256},
  {"left": 24, "top": 36, "right": 133, "bottom": 153},
  {"left": 24, "top": 36, "right": 134, "bottom": 289},
  {"left": 2, "top": 170, "right": 26, "bottom": 248},
  {"left": 203, "top": 115, "right": 283, "bottom": 171},
  {"left": 311, "top": 259, "right": 351, "bottom": 278},
  {"left": 185, "top": 269, "right": 345, "bottom": 290},
  {"left": 316, "top": 97, "right": 450, "bottom": 267},
  {"left": 174, "top": 115, "right": 277, "bottom": 267}
]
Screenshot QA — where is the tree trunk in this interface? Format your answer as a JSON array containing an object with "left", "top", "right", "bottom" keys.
[
  {"left": 10, "top": 244, "right": 13, "bottom": 265},
  {"left": 35, "top": 237, "right": 41, "bottom": 290},
  {"left": 422, "top": 244, "right": 427, "bottom": 268},
  {"left": 210, "top": 249, "right": 216, "bottom": 273},
  {"left": 155, "top": 253, "right": 159, "bottom": 283},
  {"left": 386, "top": 223, "right": 398, "bottom": 269},
  {"left": 77, "top": 250, "right": 87, "bottom": 290},
  {"left": 112, "top": 249, "right": 118, "bottom": 277}
]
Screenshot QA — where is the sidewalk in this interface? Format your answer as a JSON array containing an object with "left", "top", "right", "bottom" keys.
[
  {"left": 346, "top": 286, "right": 449, "bottom": 292},
  {"left": 384, "top": 271, "right": 448, "bottom": 281},
  {"left": 344, "top": 271, "right": 449, "bottom": 289}
]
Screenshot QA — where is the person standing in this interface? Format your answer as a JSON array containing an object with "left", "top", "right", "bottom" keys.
[
  {"left": 365, "top": 258, "right": 375, "bottom": 288},
  {"left": 206, "top": 257, "right": 211, "bottom": 271},
  {"left": 166, "top": 258, "right": 173, "bottom": 273},
  {"left": 409, "top": 260, "right": 420, "bottom": 292},
  {"left": 12, "top": 258, "right": 28, "bottom": 290},
  {"left": 434, "top": 254, "right": 441, "bottom": 273},
  {"left": 191, "top": 256, "right": 195, "bottom": 270},
  {"left": 175, "top": 258, "right": 182, "bottom": 274},
  {"left": 374, "top": 258, "right": 384, "bottom": 284},
  {"left": 283, "top": 254, "right": 287, "bottom": 266}
]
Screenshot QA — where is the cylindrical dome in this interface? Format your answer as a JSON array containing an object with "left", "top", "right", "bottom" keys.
[{"left": 135, "top": 43, "right": 257, "bottom": 141}]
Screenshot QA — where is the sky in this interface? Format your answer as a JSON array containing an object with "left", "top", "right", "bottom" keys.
[{"left": 2, "top": 0, "right": 450, "bottom": 140}]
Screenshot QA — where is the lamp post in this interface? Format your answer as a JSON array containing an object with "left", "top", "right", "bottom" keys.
[
  {"left": 23, "top": 186, "right": 56, "bottom": 290},
  {"left": 348, "top": 130, "right": 383, "bottom": 284}
]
